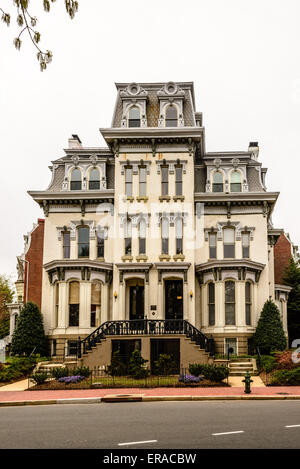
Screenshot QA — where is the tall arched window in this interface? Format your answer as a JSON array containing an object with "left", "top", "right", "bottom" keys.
[
  {"left": 165, "top": 105, "right": 178, "bottom": 127},
  {"left": 139, "top": 218, "right": 146, "bottom": 255},
  {"left": 89, "top": 168, "right": 100, "bottom": 190},
  {"left": 208, "top": 282, "right": 215, "bottom": 326},
  {"left": 128, "top": 106, "right": 141, "bottom": 127},
  {"left": 245, "top": 282, "right": 251, "bottom": 325},
  {"left": 70, "top": 168, "right": 82, "bottom": 190},
  {"left": 225, "top": 280, "right": 235, "bottom": 325},
  {"left": 78, "top": 226, "right": 90, "bottom": 258},
  {"left": 69, "top": 281, "right": 79, "bottom": 327},
  {"left": 230, "top": 171, "right": 242, "bottom": 192},
  {"left": 124, "top": 218, "right": 132, "bottom": 255},
  {"left": 175, "top": 217, "right": 183, "bottom": 254},
  {"left": 223, "top": 227, "right": 235, "bottom": 258},
  {"left": 161, "top": 217, "right": 169, "bottom": 254},
  {"left": 91, "top": 282, "right": 101, "bottom": 328},
  {"left": 212, "top": 171, "right": 223, "bottom": 192}
]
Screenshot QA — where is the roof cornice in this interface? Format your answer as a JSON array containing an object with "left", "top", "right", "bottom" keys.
[{"left": 100, "top": 127, "right": 204, "bottom": 143}]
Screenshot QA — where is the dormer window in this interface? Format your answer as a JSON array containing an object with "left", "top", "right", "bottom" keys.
[
  {"left": 230, "top": 171, "right": 242, "bottom": 192},
  {"left": 128, "top": 106, "right": 141, "bottom": 127},
  {"left": 89, "top": 168, "right": 100, "bottom": 190},
  {"left": 165, "top": 105, "right": 178, "bottom": 127},
  {"left": 70, "top": 168, "right": 82, "bottom": 190},
  {"left": 212, "top": 171, "right": 223, "bottom": 192}
]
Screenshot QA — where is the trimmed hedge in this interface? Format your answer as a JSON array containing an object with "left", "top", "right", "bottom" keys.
[
  {"left": 270, "top": 368, "right": 300, "bottom": 386},
  {"left": 188, "top": 364, "right": 229, "bottom": 383}
]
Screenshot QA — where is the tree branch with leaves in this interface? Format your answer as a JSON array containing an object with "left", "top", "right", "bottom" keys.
[{"left": 1, "top": 0, "right": 78, "bottom": 71}]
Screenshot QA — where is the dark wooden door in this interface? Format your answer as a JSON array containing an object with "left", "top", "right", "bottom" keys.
[{"left": 165, "top": 280, "right": 183, "bottom": 320}]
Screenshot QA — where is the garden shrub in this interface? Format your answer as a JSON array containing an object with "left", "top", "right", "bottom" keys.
[
  {"left": 71, "top": 366, "right": 91, "bottom": 377},
  {"left": 0, "top": 356, "right": 37, "bottom": 382},
  {"left": 188, "top": 363, "right": 229, "bottom": 382},
  {"left": 253, "top": 300, "right": 286, "bottom": 354},
  {"left": 153, "top": 354, "right": 177, "bottom": 375},
  {"left": 128, "top": 350, "right": 149, "bottom": 379},
  {"left": 270, "top": 368, "right": 300, "bottom": 386},
  {"left": 274, "top": 350, "right": 299, "bottom": 370},
  {"left": 11, "top": 302, "right": 48, "bottom": 356},
  {"left": 258, "top": 355, "right": 277, "bottom": 373},
  {"left": 107, "top": 351, "right": 128, "bottom": 377},
  {"left": 51, "top": 367, "right": 69, "bottom": 379},
  {"left": 31, "top": 372, "right": 49, "bottom": 385}
]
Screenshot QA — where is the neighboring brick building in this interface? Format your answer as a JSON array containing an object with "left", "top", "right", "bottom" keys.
[
  {"left": 274, "top": 232, "right": 298, "bottom": 284},
  {"left": 23, "top": 219, "right": 45, "bottom": 310}
]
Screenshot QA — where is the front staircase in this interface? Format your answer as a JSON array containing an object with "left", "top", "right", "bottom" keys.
[
  {"left": 77, "top": 319, "right": 215, "bottom": 358},
  {"left": 77, "top": 319, "right": 215, "bottom": 370},
  {"left": 229, "top": 358, "right": 258, "bottom": 376}
]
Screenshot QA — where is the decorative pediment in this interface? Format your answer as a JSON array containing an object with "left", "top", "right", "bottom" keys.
[
  {"left": 157, "top": 82, "right": 185, "bottom": 98},
  {"left": 120, "top": 83, "right": 148, "bottom": 99}
]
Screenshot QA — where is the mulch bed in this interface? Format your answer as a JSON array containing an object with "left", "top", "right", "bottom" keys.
[{"left": 29, "top": 378, "right": 229, "bottom": 391}]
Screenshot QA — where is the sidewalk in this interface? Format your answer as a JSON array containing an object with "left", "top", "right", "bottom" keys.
[{"left": 0, "top": 386, "right": 300, "bottom": 406}]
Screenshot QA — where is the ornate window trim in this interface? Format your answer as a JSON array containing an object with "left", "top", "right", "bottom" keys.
[
  {"left": 156, "top": 160, "right": 187, "bottom": 175},
  {"left": 120, "top": 159, "right": 151, "bottom": 175}
]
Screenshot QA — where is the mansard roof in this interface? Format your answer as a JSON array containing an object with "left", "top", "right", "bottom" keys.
[{"left": 111, "top": 81, "right": 197, "bottom": 128}]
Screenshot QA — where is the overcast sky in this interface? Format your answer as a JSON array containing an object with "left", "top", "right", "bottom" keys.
[{"left": 1, "top": 0, "right": 300, "bottom": 281}]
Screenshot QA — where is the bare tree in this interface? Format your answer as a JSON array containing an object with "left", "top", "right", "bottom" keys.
[{"left": 1, "top": 0, "right": 79, "bottom": 71}]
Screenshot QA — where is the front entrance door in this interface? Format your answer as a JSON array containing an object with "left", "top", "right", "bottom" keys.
[
  {"left": 129, "top": 285, "right": 144, "bottom": 320},
  {"left": 165, "top": 280, "right": 183, "bottom": 320}
]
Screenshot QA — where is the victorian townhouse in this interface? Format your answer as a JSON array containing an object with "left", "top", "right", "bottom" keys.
[{"left": 9, "top": 82, "right": 291, "bottom": 370}]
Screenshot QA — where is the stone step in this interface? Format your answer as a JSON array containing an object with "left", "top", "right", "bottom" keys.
[
  {"left": 230, "top": 362, "right": 254, "bottom": 367},
  {"left": 229, "top": 364, "right": 253, "bottom": 369},
  {"left": 229, "top": 371, "right": 259, "bottom": 376}
]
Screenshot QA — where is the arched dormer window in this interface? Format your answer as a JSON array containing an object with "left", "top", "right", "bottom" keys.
[
  {"left": 212, "top": 171, "right": 223, "bottom": 192},
  {"left": 78, "top": 226, "right": 89, "bottom": 258},
  {"left": 89, "top": 168, "right": 100, "bottom": 190},
  {"left": 70, "top": 168, "right": 82, "bottom": 190},
  {"left": 128, "top": 106, "right": 141, "bottom": 127},
  {"left": 230, "top": 171, "right": 242, "bottom": 192},
  {"left": 165, "top": 105, "right": 178, "bottom": 127}
]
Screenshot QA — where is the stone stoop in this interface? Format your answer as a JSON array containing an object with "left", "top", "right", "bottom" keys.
[
  {"left": 34, "top": 361, "right": 78, "bottom": 374},
  {"left": 229, "top": 358, "right": 258, "bottom": 376}
]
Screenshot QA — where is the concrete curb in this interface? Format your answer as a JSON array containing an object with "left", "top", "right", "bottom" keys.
[{"left": 1, "top": 395, "right": 300, "bottom": 407}]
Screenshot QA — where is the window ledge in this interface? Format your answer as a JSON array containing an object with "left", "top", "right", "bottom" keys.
[
  {"left": 173, "top": 195, "right": 185, "bottom": 202},
  {"left": 96, "top": 257, "right": 105, "bottom": 262},
  {"left": 159, "top": 254, "right": 171, "bottom": 261},
  {"left": 159, "top": 196, "right": 171, "bottom": 202},
  {"left": 136, "top": 196, "right": 148, "bottom": 202},
  {"left": 121, "top": 255, "right": 133, "bottom": 262},
  {"left": 136, "top": 255, "right": 148, "bottom": 262},
  {"left": 125, "top": 196, "right": 134, "bottom": 203},
  {"left": 173, "top": 254, "right": 185, "bottom": 261}
]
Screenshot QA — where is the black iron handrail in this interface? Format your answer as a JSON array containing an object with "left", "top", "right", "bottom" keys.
[{"left": 77, "top": 319, "right": 215, "bottom": 358}]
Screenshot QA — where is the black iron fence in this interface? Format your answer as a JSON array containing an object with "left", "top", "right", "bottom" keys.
[{"left": 28, "top": 366, "right": 226, "bottom": 390}]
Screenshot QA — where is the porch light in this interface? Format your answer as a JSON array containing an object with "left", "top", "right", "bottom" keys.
[
  {"left": 113, "top": 291, "right": 118, "bottom": 300},
  {"left": 189, "top": 290, "right": 193, "bottom": 298}
]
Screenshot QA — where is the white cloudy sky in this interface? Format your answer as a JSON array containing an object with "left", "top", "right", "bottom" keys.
[{"left": 1, "top": 0, "right": 300, "bottom": 281}]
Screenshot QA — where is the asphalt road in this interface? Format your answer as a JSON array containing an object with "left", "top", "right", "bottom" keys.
[{"left": 0, "top": 401, "right": 300, "bottom": 449}]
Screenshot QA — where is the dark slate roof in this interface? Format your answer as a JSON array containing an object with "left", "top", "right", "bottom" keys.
[
  {"left": 247, "top": 166, "right": 265, "bottom": 192},
  {"left": 47, "top": 165, "right": 65, "bottom": 191}
]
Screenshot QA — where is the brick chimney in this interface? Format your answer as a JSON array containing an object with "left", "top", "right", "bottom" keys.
[{"left": 248, "top": 141, "right": 259, "bottom": 160}]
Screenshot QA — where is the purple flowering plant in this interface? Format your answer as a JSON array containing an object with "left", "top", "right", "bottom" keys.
[
  {"left": 58, "top": 375, "right": 85, "bottom": 384},
  {"left": 178, "top": 374, "right": 202, "bottom": 384}
]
